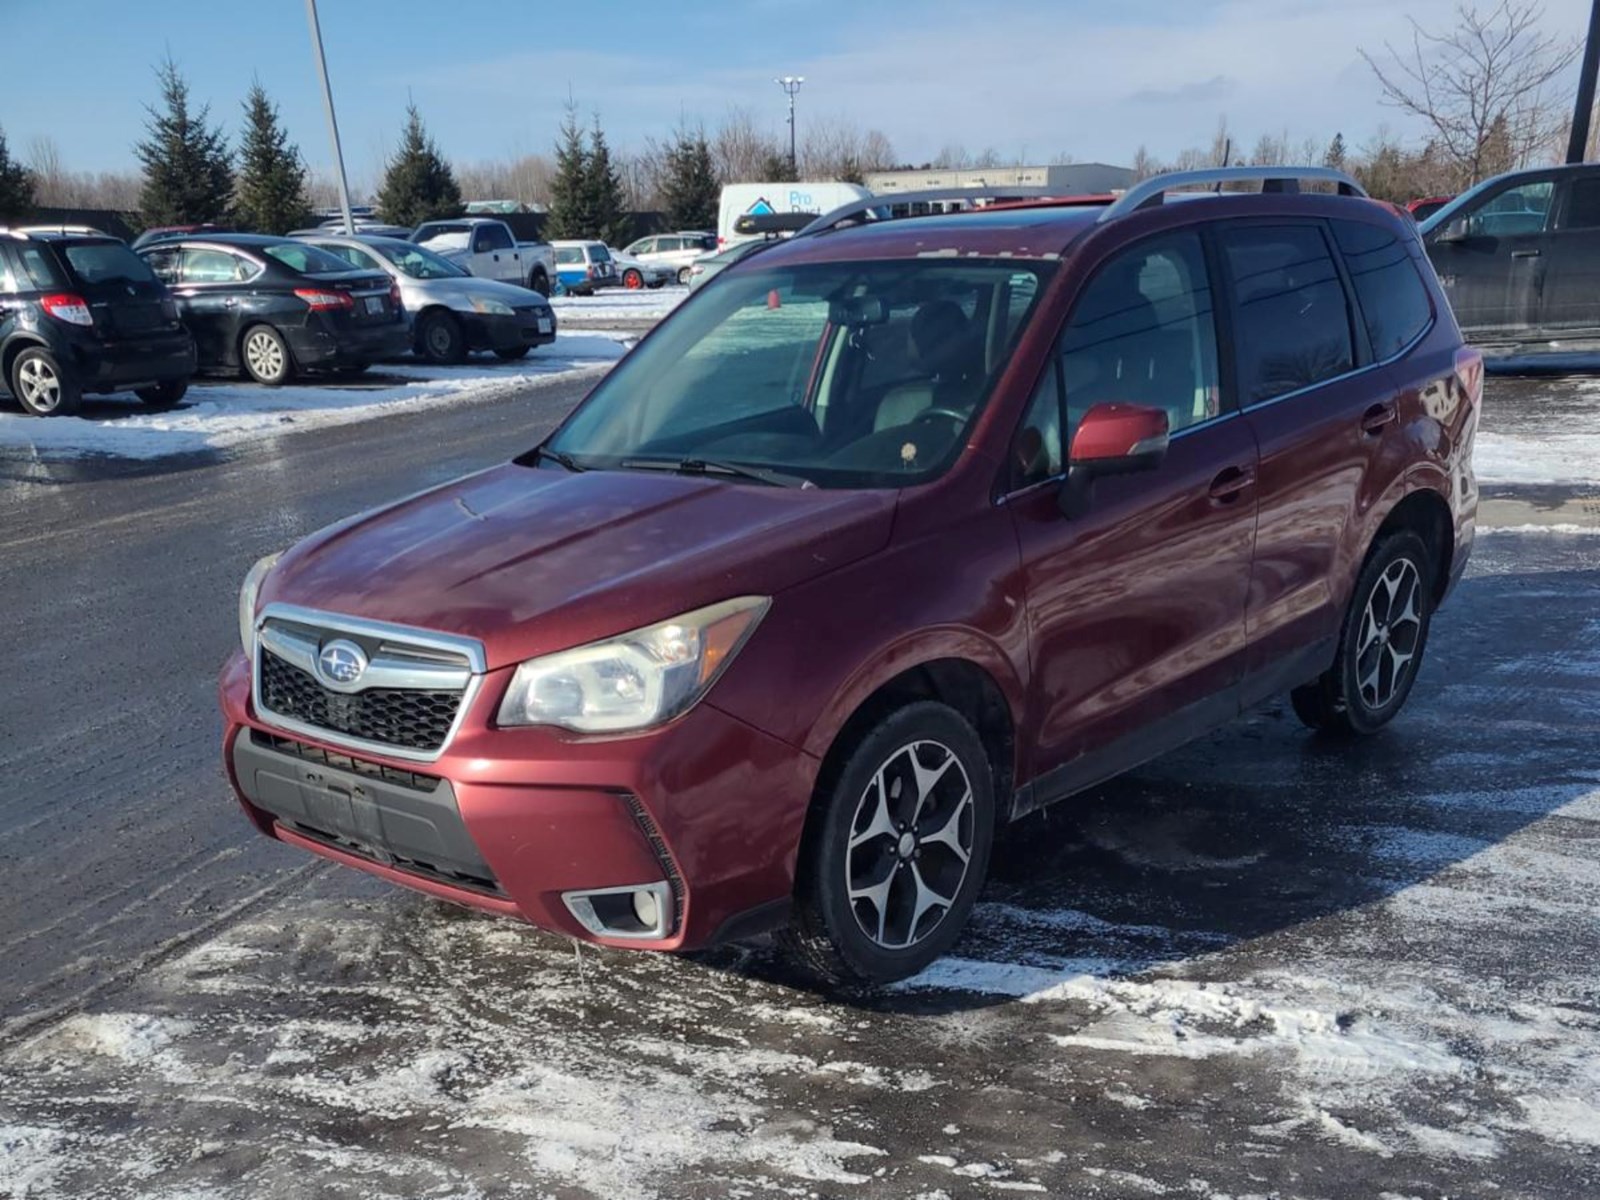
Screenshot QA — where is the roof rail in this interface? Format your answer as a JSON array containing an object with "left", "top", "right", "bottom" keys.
[
  {"left": 796, "top": 186, "right": 1058, "bottom": 237},
  {"left": 1097, "top": 167, "right": 1366, "bottom": 223}
]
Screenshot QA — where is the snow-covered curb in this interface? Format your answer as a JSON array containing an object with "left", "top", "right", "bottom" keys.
[
  {"left": 550, "top": 286, "right": 689, "bottom": 321},
  {"left": 0, "top": 332, "right": 626, "bottom": 461}
]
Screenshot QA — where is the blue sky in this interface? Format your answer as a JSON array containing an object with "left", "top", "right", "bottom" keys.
[{"left": 2, "top": 0, "right": 1593, "bottom": 190}]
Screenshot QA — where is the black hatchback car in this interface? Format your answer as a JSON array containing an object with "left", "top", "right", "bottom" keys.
[
  {"left": 138, "top": 234, "right": 409, "bottom": 385},
  {"left": 1, "top": 228, "right": 195, "bottom": 416}
]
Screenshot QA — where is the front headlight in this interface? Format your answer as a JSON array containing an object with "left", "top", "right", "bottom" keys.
[
  {"left": 470, "top": 295, "right": 515, "bottom": 315},
  {"left": 238, "top": 552, "right": 282, "bottom": 652},
  {"left": 496, "top": 597, "right": 769, "bottom": 733}
]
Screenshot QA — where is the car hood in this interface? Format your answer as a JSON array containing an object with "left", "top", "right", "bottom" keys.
[
  {"left": 401, "top": 275, "right": 549, "bottom": 307},
  {"left": 262, "top": 463, "right": 896, "bottom": 669}
]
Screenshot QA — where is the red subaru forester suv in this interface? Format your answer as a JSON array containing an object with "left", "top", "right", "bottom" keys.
[{"left": 222, "top": 168, "right": 1480, "bottom": 985}]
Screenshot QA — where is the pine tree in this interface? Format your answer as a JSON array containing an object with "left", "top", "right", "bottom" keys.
[
  {"left": 0, "top": 126, "right": 36, "bottom": 221},
  {"left": 585, "top": 116, "right": 631, "bottom": 245},
  {"left": 758, "top": 150, "right": 797, "bottom": 183},
  {"left": 135, "top": 57, "right": 234, "bottom": 226},
  {"left": 376, "top": 104, "right": 463, "bottom": 229},
  {"left": 1324, "top": 132, "right": 1348, "bottom": 172},
  {"left": 546, "top": 103, "right": 591, "bottom": 240},
  {"left": 234, "top": 81, "right": 310, "bottom": 234},
  {"left": 659, "top": 126, "right": 720, "bottom": 230}
]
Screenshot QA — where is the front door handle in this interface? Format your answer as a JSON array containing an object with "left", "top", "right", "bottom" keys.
[
  {"left": 223, "top": 298, "right": 239, "bottom": 308},
  {"left": 1208, "top": 465, "right": 1255, "bottom": 502},
  {"left": 1510, "top": 248, "right": 1542, "bottom": 259},
  {"left": 1361, "top": 401, "right": 1398, "bottom": 435}
]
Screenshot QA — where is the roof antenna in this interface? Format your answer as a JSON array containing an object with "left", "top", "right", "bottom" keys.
[{"left": 1213, "top": 139, "right": 1232, "bottom": 193}]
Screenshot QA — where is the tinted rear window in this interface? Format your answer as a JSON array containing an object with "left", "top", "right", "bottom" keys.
[
  {"left": 1219, "top": 225, "right": 1354, "bottom": 404},
  {"left": 1332, "top": 220, "right": 1433, "bottom": 360},
  {"left": 264, "top": 242, "right": 363, "bottom": 275},
  {"left": 63, "top": 241, "right": 158, "bottom": 285}
]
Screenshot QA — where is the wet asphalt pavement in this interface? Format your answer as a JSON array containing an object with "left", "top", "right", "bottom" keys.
[{"left": 0, "top": 371, "right": 1598, "bottom": 1199}]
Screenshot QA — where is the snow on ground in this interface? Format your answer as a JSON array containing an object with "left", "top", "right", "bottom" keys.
[
  {"left": 1477, "top": 374, "right": 1600, "bottom": 486},
  {"left": 0, "top": 332, "right": 625, "bottom": 461},
  {"left": 549, "top": 286, "right": 689, "bottom": 321},
  {"left": 0, "top": 535, "right": 1597, "bottom": 1198}
]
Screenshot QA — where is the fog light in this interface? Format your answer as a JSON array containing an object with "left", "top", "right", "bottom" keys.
[{"left": 562, "top": 881, "right": 672, "bottom": 940}]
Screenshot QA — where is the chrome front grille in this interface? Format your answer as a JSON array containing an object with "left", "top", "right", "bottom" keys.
[{"left": 251, "top": 605, "right": 485, "bottom": 762}]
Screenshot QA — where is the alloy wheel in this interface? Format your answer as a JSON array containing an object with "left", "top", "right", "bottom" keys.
[
  {"left": 245, "top": 331, "right": 285, "bottom": 381},
  {"left": 1356, "top": 557, "right": 1424, "bottom": 710},
  {"left": 845, "top": 739, "right": 975, "bottom": 950},
  {"left": 16, "top": 357, "right": 62, "bottom": 413}
]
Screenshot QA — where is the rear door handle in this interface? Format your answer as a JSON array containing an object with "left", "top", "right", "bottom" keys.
[
  {"left": 1511, "top": 248, "right": 1541, "bottom": 259},
  {"left": 1361, "top": 402, "right": 1398, "bottom": 435},
  {"left": 1208, "top": 465, "right": 1255, "bottom": 502}
]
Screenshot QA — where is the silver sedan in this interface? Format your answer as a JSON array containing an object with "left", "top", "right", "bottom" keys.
[{"left": 298, "top": 234, "right": 557, "bottom": 364}]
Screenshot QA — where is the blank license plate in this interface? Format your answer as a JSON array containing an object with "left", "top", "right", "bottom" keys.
[
  {"left": 364, "top": 296, "right": 384, "bottom": 314},
  {"left": 537, "top": 318, "right": 552, "bottom": 334}
]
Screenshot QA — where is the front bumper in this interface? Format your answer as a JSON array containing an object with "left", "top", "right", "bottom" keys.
[
  {"left": 462, "top": 309, "right": 557, "bottom": 352},
  {"left": 285, "top": 320, "right": 411, "bottom": 369},
  {"left": 220, "top": 650, "right": 814, "bottom": 950},
  {"left": 68, "top": 330, "right": 195, "bottom": 393}
]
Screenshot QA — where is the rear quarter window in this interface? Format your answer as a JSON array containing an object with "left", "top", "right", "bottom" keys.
[
  {"left": 1332, "top": 219, "right": 1433, "bottom": 360},
  {"left": 13, "top": 245, "right": 67, "bottom": 290}
]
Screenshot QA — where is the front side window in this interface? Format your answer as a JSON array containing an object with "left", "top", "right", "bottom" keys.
[
  {"left": 1219, "top": 225, "right": 1354, "bottom": 404},
  {"left": 371, "top": 241, "right": 466, "bottom": 279},
  {"left": 628, "top": 237, "right": 656, "bottom": 255},
  {"left": 142, "top": 247, "right": 181, "bottom": 283},
  {"left": 1333, "top": 219, "right": 1432, "bottom": 360},
  {"left": 1060, "top": 231, "right": 1221, "bottom": 435},
  {"left": 1010, "top": 359, "right": 1063, "bottom": 490},
  {"left": 547, "top": 259, "right": 1054, "bottom": 489},
  {"left": 1468, "top": 180, "right": 1554, "bottom": 237}
]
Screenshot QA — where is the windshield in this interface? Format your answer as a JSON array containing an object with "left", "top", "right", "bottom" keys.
[
  {"left": 265, "top": 242, "right": 364, "bottom": 276},
  {"left": 546, "top": 259, "right": 1053, "bottom": 489},
  {"left": 370, "top": 240, "right": 468, "bottom": 279},
  {"left": 64, "top": 241, "right": 158, "bottom": 285}
]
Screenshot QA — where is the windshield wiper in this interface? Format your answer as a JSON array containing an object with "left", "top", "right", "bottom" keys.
[
  {"left": 534, "top": 445, "right": 589, "bottom": 473},
  {"left": 619, "top": 457, "right": 812, "bottom": 488}
]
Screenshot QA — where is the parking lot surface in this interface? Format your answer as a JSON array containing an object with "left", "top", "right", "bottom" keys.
[{"left": 1, "top": 367, "right": 1598, "bottom": 1199}]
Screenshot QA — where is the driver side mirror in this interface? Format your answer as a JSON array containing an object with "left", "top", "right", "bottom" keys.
[
  {"left": 1434, "top": 218, "right": 1470, "bottom": 244},
  {"left": 1058, "top": 402, "right": 1170, "bottom": 519}
]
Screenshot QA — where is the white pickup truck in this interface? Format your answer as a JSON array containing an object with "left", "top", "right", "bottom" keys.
[{"left": 410, "top": 218, "right": 557, "bottom": 296}]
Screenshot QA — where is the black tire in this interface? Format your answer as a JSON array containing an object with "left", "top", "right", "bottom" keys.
[
  {"left": 8, "top": 347, "right": 81, "bottom": 417},
  {"left": 494, "top": 346, "right": 531, "bottom": 361},
  {"left": 134, "top": 379, "right": 187, "bottom": 409},
  {"left": 417, "top": 310, "right": 467, "bottom": 365},
  {"left": 240, "top": 325, "right": 293, "bottom": 386},
  {"left": 1290, "top": 530, "right": 1434, "bottom": 736},
  {"left": 677, "top": 266, "right": 693, "bottom": 285},
  {"left": 528, "top": 271, "right": 550, "bottom": 297},
  {"left": 778, "top": 701, "right": 995, "bottom": 987}
]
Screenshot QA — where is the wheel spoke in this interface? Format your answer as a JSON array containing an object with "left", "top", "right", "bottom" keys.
[
  {"left": 909, "top": 748, "right": 956, "bottom": 823},
  {"left": 918, "top": 789, "right": 972, "bottom": 865},
  {"left": 848, "top": 862, "right": 897, "bottom": 945},
  {"left": 907, "top": 863, "right": 956, "bottom": 944},
  {"left": 848, "top": 770, "right": 898, "bottom": 851}
]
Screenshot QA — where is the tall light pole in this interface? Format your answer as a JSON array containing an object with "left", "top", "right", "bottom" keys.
[
  {"left": 775, "top": 76, "right": 804, "bottom": 176},
  {"left": 1568, "top": 0, "right": 1600, "bottom": 162},
  {"left": 305, "top": 0, "right": 355, "bottom": 234}
]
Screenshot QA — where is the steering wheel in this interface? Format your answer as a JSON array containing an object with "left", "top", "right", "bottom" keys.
[{"left": 912, "top": 407, "right": 968, "bottom": 426}]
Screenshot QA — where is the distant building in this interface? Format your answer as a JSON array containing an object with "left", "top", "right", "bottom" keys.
[{"left": 863, "top": 163, "right": 1135, "bottom": 197}]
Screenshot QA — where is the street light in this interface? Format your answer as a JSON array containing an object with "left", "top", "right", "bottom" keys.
[
  {"left": 775, "top": 76, "right": 804, "bottom": 176},
  {"left": 305, "top": 0, "right": 355, "bottom": 234}
]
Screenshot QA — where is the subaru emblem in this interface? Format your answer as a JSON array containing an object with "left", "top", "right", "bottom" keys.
[{"left": 317, "top": 639, "right": 368, "bottom": 686}]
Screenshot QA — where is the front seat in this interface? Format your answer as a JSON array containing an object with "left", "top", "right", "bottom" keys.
[{"left": 874, "top": 300, "right": 978, "bottom": 431}]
